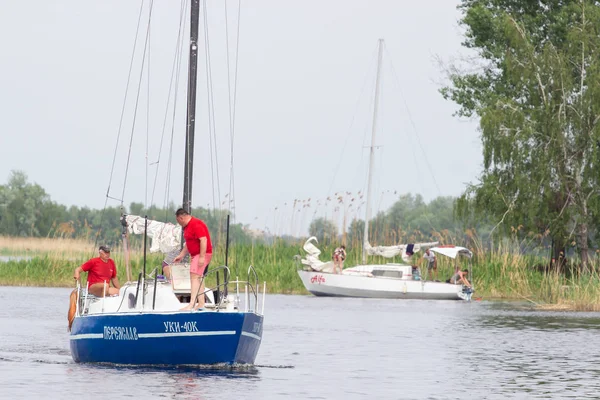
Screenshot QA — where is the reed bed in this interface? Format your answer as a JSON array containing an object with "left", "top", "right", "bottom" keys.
[{"left": 2, "top": 237, "right": 600, "bottom": 310}]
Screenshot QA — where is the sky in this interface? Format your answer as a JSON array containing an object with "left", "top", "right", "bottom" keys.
[{"left": 0, "top": 0, "right": 482, "bottom": 237}]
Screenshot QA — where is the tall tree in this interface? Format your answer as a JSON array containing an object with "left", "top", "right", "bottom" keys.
[{"left": 443, "top": 1, "right": 600, "bottom": 271}]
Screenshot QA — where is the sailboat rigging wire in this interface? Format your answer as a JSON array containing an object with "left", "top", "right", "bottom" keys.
[
  {"left": 151, "top": 0, "right": 188, "bottom": 208},
  {"left": 202, "top": 0, "right": 221, "bottom": 210},
  {"left": 325, "top": 43, "right": 380, "bottom": 207},
  {"left": 384, "top": 45, "right": 441, "bottom": 197},
  {"left": 225, "top": 0, "right": 242, "bottom": 218},
  {"left": 121, "top": 1, "right": 155, "bottom": 205},
  {"left": 94, "top": 1, "right": 146, "bottom": 256},
  {"left": 146, "top": 5, "right": 152, "bottom": 211},
  {"left": 164, "top": 0, "right": 189, "bottom": 216},
  {"left": 383, "top": 45, "right": 439, "bottom": 233},
  {"left": 105, "top": 1, "right": 146, "bottom": 203}
]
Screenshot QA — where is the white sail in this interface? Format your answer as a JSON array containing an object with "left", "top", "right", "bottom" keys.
[
  {"left": 430, "top": 246, "right": 473, "bottom": 259},
  {"left": 125, "top": 215, "right": 181, "bottom": 254},
  {"left": 300, "top": 236, "right": 335, "bottom": 273},
  {"left": 364, "top": 241, "right": 439, "bottom": 262}
]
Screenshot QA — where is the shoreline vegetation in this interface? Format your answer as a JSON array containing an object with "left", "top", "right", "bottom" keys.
[{"left": 2, "top": 237, "right": 600, "bottom": 311}]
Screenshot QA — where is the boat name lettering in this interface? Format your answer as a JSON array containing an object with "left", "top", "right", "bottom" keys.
[
  {"left": 103, "top": 326, "right": 138, "bottom": 340},
  {"left": 310, "top": 274, "right": 326, "bottom": 284},
  {"left": 252, "top": 322, "right": 262, "bottom": 334},
  {"left": 164, "top": 321, "right": 199, "bottom": 333}
]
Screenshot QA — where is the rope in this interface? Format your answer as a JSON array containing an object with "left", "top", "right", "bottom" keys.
[
  {"left": 151, "top": 0, "right": 188, "bottom": 209},
  {"left": 95, "top": 1, "right": 146, "bottom": 256},
  {"left": 104, "top": 1, "right": 146, "bottom": 205},
  {"left": 385, "top": 45, "right": 441, "bottom": 197},
  {"left": 121, "top": 1, "right": 155, "bottom": 205},
  {"left": 384, "top": 44, "right": 440, "bottom": 235},
  {"left": 145, "top": 3, "right": 152, "bottom": 212},
  {"left": 202, "top": 0, "right": 221, "bottom": 211},
  {"left": 225, "top": 0, "right": 242, "bottom": 220}
]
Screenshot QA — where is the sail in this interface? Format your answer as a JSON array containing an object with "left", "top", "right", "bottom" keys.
[
  {"left": 364, "top": 241, "right": 439, "bottom": 262},
  {"left": 430, "top": 246, "right": 473, "bottom": 259},
  {"left": 125, "top": 215, "right": 181, "bottom": 254},
  {"left": 300, "top": 236, "right": 335, "bottom": 273}
]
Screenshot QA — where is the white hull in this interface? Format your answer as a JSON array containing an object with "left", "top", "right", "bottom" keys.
[{"left": 298, "top": 270, "right": 469, "bottom": 300}]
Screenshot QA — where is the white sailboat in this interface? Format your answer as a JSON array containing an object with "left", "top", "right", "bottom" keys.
[{"left": 297, "top": 39, "right": 474, "bottom": 301}]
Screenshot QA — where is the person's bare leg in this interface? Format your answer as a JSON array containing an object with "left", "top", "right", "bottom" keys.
[
  {"left": 89, "top": 283, "right": 107, "bottom": 297},
  {"left": 181, "top": 273, "right": 201, "bottom": 310},
  {"left": 163, "top": 265, "right": 171, "bottom": 280},
  {"left": 107, "top": 287, "right": 120, "bottom": 296},
  {"left": 194, "top": 278, "right": 206, "bottom": 309}
]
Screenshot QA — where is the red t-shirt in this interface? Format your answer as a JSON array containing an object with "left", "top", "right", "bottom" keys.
[
  {"left": 81, "top": 257, "right": 117, "bottom": 286},
  {"left": 183, "top": 217, "right": 212, "bottom": 256}
]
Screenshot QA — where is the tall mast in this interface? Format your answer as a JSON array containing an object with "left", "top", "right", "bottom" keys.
[
  {"left": 362, "top": 39, "right": 384, "bottom": 264},
  {"left": 182, "top": 0, "right": 200, "bottom": 213}
]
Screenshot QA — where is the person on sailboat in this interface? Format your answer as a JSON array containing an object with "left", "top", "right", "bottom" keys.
[
  {"left": 162, "top": 248, "right": 190, "bottom": 280},
  {"left": 332, "top": 245, "right": 346, "bottom": 274},
  {"left": 447, "top": 269, "right": 471, "bottom": 287},
  {"left": 73, "top": 245, "right": 121, "bottom": 297},
  {"left": 173, "top": 208, "right": 213, "bottom": 310},
  {"left": 423, "top": 248, "right": 438, "bottom": 281}
]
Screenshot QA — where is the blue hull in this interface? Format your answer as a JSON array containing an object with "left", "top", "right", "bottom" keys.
[{"left": 70, "top": 311, "right": 263, "bottom": 365}]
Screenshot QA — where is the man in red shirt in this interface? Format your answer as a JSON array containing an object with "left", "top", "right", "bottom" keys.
[
  {"left": 73, "top": 245, "right": 121, "bottom": 297},
  {"left": 173, "top": 208, "right": 213, "bottom": 310}
]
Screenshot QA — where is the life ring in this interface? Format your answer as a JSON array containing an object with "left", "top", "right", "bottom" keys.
[{"left": 68, "top": 289, "right": 77, "bottom": 331}]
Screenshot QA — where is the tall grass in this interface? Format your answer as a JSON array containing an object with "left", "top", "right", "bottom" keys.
[{"left": 2, "top": 237, "right": 600, "bottom": 310}]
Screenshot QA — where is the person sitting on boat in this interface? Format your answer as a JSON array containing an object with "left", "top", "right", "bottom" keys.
[
  {"left": 447, "top": 269, "right": 471, "bottom": 287},
  {"left": 173, "top": 208, "right": 213, "bottom": 311},
  {"left": 423, "top": 248, "right": 437, "bottom": 281},
  {"left": 162, "top": 248, "right": 190, "bottom": 280},
  {"left": 73, "top": 245, "right": 121, "bottom": 297},
  {"left": 332, "top": 245, "right": 346, "bottom": 274}
]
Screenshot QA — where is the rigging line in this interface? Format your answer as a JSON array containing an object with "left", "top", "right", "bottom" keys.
[
  {"left": 121, "top": 0, "right": 155, "bottom": 205},
  {"left": 146, "top": 5, "right": 152, "bottom": 211},
  {"left": 326, "top": 42, "right": 380, "bottom": 199},
  {"left": 202, "top": 0, "right": 221, "bottom": 211},
  {"left": 152, "top": 0, "right": 187, "bottom": 208},
  {"left": 225, "top": 0, "right": 241, "bottom": 218},
  {"left": 229, "top": 0, "right": 242, "bottom": 223},
  {"left": 105, "top": 0, "right": 146, "bottom": 202},
  {"left": 383, "top": 46, "right": 438, "bottom": 235},
  {"left": 384, "top": 45, "right": 441, "bottom": 196},
  {"left": 164, "top": 0, "right": 188, "bottom": 216}
]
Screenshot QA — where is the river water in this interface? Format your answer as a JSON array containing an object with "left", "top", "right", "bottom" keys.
[{"left": 1, "top": 286, "right": 599, "bottom": 399}]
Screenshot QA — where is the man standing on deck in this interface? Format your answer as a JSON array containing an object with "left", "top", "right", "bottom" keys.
[
  {"left": 173, "top": 208, "right": 213, "bottom": 310},
  {"left": 73, "top": 245, "right": 121, "bottom": 297},
  {"left": 423, "top": 248, "right": 437, "bottom": 281}
]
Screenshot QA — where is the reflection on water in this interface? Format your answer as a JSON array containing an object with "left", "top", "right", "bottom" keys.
[{"left": 1, "top": 286, "right": 600, "bottom": 399}]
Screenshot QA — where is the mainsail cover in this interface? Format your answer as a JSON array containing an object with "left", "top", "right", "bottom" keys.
[
  {"left": 125, "top": 215, "right": 181, "bottom": 253},
  {"left": 364, "top": 241, "right": 439, "bottom": 262}
]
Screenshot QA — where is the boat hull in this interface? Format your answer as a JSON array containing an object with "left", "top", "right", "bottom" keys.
[
  {"left": 70, "top": 311, "right": 263, "bottom": 365},
  {"left": 298, "top": 270, "right": 467, "bottom": 300}
]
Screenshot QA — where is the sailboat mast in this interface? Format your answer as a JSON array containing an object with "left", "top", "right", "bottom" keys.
[
  {"left": 362, "top": 38, "right": 384, "bottom": 264},
  {"left": 182, "top": 0, "right": 200, "bottom": 213}
]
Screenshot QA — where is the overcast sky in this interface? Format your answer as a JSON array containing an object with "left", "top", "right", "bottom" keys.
[{"left": 0, "top": 0, "right": 481, "bottom": 236}]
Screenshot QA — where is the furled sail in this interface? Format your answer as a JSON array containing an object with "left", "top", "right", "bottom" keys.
[
  {"left": 364, "top": 241, "right": 439, "bottom": 262},
  {"left": 125, "top": 215, "right": 181, "bottom": 253},
  {"left": 300, "top": 236, "right": 335, "bottom": 273}
]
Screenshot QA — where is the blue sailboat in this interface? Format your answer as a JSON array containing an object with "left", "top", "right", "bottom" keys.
[{"left": 69, "top": 0, "right": 265, "bottom": 366}]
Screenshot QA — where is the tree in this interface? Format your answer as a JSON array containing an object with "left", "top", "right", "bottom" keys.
[
  {"left": 308, "top": 217, "right": 338, "bottom": 244},
  {"left": 442, "top": 1, "right": 600, "bottom": 271}
]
